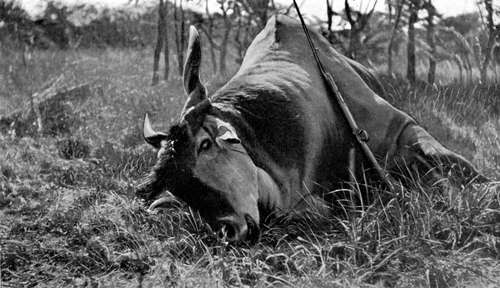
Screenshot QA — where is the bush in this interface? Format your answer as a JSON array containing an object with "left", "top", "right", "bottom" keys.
[{"left": 57, "top": 138, "right": 90, "bottom": 159}]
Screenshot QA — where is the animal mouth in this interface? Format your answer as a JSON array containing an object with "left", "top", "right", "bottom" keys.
[
  {"left": 245, "top": 214, "right": 260, "bottom": 243},
  {"left": 217, "top": 221, "right": 238, "bottom": 240},
  {"left": 216, "top": 214, "right": 260, "bottom": 243}
]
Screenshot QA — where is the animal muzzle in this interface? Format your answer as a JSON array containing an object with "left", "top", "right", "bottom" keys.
[{"left": 216, "top": 214, "right": 260, "bottom": 242}]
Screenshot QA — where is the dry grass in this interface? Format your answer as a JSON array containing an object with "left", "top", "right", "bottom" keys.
[{"left": 1, "top": 48, "right": 499, "bottom": 287}]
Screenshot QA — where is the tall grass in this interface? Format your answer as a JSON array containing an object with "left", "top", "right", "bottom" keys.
[
  {"left": 381, "top": 75, "right": 500, "bottom": 177},
  {"left": 1, "top": 48, "right": 499, "bottom": 287}
]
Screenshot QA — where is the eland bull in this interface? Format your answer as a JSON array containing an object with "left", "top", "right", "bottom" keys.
[{"left": 136, "top": 15, "right": 486, "bottom": 242}]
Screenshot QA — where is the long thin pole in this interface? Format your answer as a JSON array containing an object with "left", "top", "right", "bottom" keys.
[{"left": 292, "top": 0, "right": 393, "bottom": 190}]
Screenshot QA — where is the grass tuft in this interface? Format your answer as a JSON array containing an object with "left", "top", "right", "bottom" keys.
[{"left": 0, "top": 49, "right": 499, "bottom": 287}]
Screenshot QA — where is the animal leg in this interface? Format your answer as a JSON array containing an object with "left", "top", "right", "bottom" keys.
[{"left": 396, "top": 124, "right": 489, "bottom": 187}]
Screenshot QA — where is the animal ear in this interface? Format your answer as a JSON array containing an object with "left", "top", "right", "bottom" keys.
[
  {"left": 181, "top": 26, "right": 207, "bottom": 115},
  {"left": 143, "top": 114, "right": 168, "bottom": 149}
]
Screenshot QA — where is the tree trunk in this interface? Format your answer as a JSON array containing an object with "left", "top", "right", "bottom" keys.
[
  {"left": 152, "top": 0, "right": 165, "bottom": 86},
  {"left": 453, "top": 55, "right": 463, "bottom": 83},
  {"left": 480, "top": 0, "right": 497, "bottom": 83},
  {"left": 233, "top": 5, "right": 245, "bottom": 64},
  {"left": 344, "top": 0, "right": 356, "bottom": 59},
  {"left": 163, "top": 0, "right": 169, "bottom": 81},
  {"left": 492, "top": 61, "right": 498, "bottom": 82},
  {"left": 426, "top": 0, "right": 436, "bottom": 85},
  {"left": 180, "top": 1, "right": 185, "bottom": 75},
  {"left": 208, "top": 34, "right": 217, "bottom": 73},
  {"left": 407, "top": 1, "right": 418, "bottom": 84},
  {"left": 254, "top": 0, "right": 269, "bottom": 29},
  {"left": 348, "top": 32, "right": 361, "bottom": 60},
  {"left": 326, "top": 0, "right": 334, "bottom": 34},
  {"left": 218, "top": 2, "right": 232, "bottom": 75},
  {"left": 344, "top": 0, "right": 377, "bottom": 60},
  {"left": 205, "top": 0, "right": 217, "bottom": 73},
  {"left": 200, "top": 26, "right": 218, "bottom": 73},
  {"left": 325, "top": 0, "right": 335, "bottom": 43},
  {"left": 387, "top": 0, "right": 404, "bottom": 76},
  {"left": 464, "top": 54, "right": 472, "bottom": 83},
  {"left": 173, "top": 0, "right": 186, "bottom": 76},
  {"left": 218, "top": 24, "right": 231, "bottom": 75}
]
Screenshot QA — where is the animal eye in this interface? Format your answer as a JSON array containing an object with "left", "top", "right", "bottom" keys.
[
  {"left": 224, "top": 138, "right": 241, "bottom": 144},
  {"left": 198, "top": 139, "right": 212, "bottom": 153}
]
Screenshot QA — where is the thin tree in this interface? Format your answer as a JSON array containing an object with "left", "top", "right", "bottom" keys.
[
  {"left": 173, "top": 0, "right": 186, "bottom": 76},
  {"left": 424, "top": 0, "right": 436, "bottom": 84},
  {"left": 152, "top": 0, "right": 167, "bottom": 85},
  {"left": 233, "top": 3, "right": 250, "bottom": 64},
  {"left": 163, "top": 0, "right": 170, "bottom": 81},
  {"left": 386, "top": 0, "right": 405, "bottom": 76},
  {"left": 326, "top": 0, "right": 335, "bottom": 34},
  {"left": 217, "top": 0, "right": 233, "bottom": 75},
  {"left": 233, "top": 0, "right": 272, "bottom": 63},
  {"left": 479, "top": 0, "right": 498, "bottom": 83},
  {"left": 238, "top": 0, "right": 270, "bottom": 30},
  {"left": 193, "top": 0, "right": 219, "bottom": 73},
  {"left": 438, "top": 26, "right": 473, "bottom": 82},
  {"left": 407, "top": 0, "right": 422, "bottom": 83},
  {"left": 325, "top": 0, "right": 340, "bottom": 43},
  {"left": 344, "top": 0, "right": 378, "bottom": 60},
  {"left": 204, "top": 0, "right": 218, "bottom": 73}
]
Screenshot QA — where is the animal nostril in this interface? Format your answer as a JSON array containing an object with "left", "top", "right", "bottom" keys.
[{"left": 218, "top": 222, "right": 237, "bottom": 240}]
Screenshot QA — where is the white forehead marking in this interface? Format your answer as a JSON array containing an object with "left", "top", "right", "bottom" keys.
[{"left": 205, "top": 116, "right": 239, "bottom": 140}]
